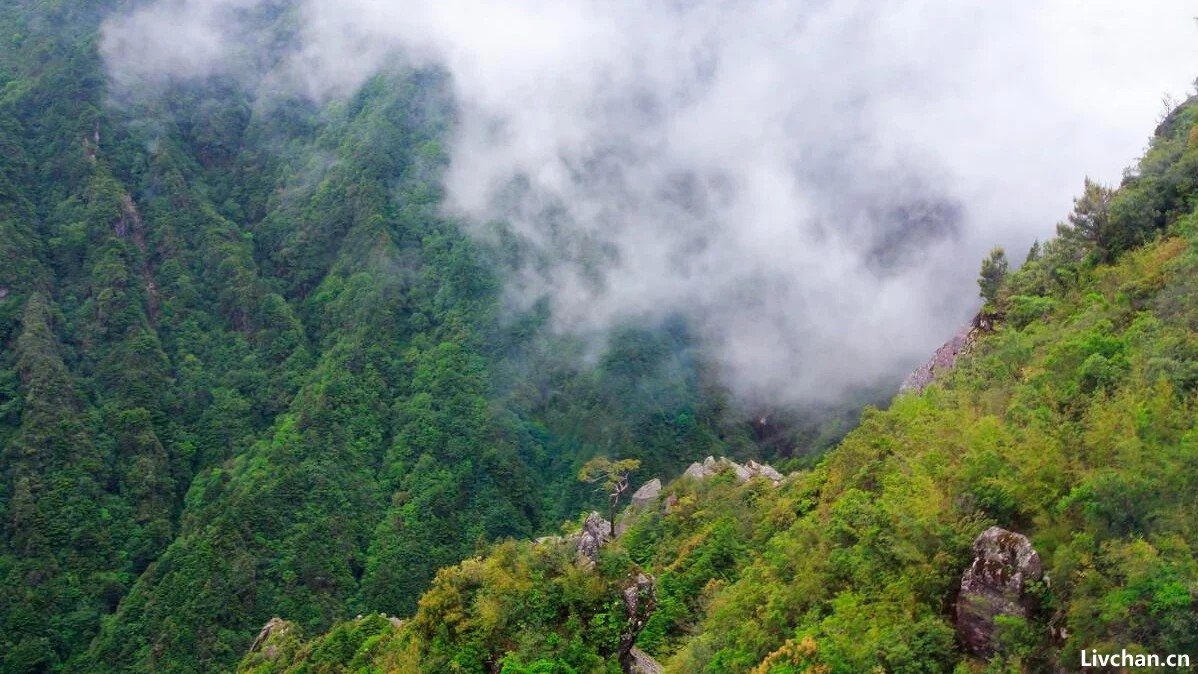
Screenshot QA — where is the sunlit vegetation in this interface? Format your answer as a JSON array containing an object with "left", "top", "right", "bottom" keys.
[{"left": 239, "top": 97, "right": 1198, "bottom": 672}]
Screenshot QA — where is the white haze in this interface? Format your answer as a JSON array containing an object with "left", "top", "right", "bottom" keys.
[{"left": 102, "top": 1, "right": 1198, "bottom": 404}]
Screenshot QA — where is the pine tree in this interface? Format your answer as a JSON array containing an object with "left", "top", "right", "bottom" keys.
[{"left": 978, "top": 247, "right": 1008, "bottom": 310}]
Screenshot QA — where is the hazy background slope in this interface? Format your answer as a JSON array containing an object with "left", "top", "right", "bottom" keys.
[
  {"left": 100, "top": 0, "right": 1198, "bottom": 405},
  {"left": 0, "top": 1, "right": 1194, "bottom": 673},
  {"left": 0, "top": 3, "right": 747, "bottom": 672},
  {"left": 233, "top": 96, "right": 1198, "bottom": 673}
]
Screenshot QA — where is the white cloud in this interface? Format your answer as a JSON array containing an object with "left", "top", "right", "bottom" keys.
[{"left": 102, "top": 0, "right": 1198, "bottom": 403}]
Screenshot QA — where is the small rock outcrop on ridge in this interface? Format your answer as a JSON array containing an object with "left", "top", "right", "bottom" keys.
[
  {"left": 246, "top": 617, "right": 293, "bottom": 661},
  {"left": 955, "top": 526, "right": 1044, "bottom": 656},
  {"left": 575, "top": 511, "right": 612, "bottom": 564},
  {"left": 682, "top": 456, "right": 783, "bottom": 486}
]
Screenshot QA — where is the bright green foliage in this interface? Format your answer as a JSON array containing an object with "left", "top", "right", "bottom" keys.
[
  {"left": 978, "top": 247, "right": 1009, "bottom": 310},
  {"left": 242, "top": 97, "right": 1198, "bottom": 673},
  {"left": 579, "top": 456, "right": 641, "bottom": 534},
  {"left": 237, "top": 539, "right": 631, "bottom": 674},
  {"left": 5, "top": 3, "right": 1198, "bottom": 673}
]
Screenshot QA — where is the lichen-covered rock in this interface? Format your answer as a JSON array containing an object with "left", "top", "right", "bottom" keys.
[
  {"left": 956, "top": 526, "right": 1044, "bottom": 656},
  {"left": 575, "top": 511, "right": 611, "bottom": 564},
  {"left": 630, "top": 478, "right": 662, "bottom": 507}
]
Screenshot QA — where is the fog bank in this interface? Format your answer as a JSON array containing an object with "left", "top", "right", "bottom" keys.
[{"left": 102, "top": 0, "right": 1198, "bottom": 403}]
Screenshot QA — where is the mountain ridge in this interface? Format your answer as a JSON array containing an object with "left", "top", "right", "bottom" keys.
[{"left": 226, "top": 95, "right": 1198, "bottom": 672}]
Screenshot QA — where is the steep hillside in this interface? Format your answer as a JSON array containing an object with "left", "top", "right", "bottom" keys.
[
  {"left": 0, "top": 4, "right": 782, "bottom": 673},
  {"left": 234, "top": 100, "right": 1198, "bottom": 672}
]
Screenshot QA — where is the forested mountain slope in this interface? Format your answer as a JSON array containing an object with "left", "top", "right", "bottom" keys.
[
  {"left": 233, "top": 100, "right": 1198, "bottom": 672},
  {"left": 0, "top": 3, "right": 800, "bottom": 672}
]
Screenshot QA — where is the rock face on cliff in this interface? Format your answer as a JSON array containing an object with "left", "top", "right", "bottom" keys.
[
  {"left": 955, "top": 526, "right": 1044, "bottom": 656},
  {"left": 901, "top": 313, "right": 990, "bottom": 393},
  {"left": 244, "top": 617, "right": 296, "bottom": 663},
  {"left": 575, "top": 511, "right": 612, "bottom": 564},
  {"left": 618, "top": 572, "right": 658, "bottom": 672}
]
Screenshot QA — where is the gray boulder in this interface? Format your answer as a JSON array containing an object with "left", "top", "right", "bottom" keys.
[
  {"left": 956, "top": 526, "right": 1044, "bottom": 656},
  {"left": 630, "top": 478, "right": 662, "bottom": 507}
]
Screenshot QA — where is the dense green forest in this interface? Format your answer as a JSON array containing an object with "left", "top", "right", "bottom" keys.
[
  {"left": 229, "top": 95, "right": 1198, "bottom": 671},
  {"left": 3, "top": 1, "right": 1197, "bottom": 673},
  {"left": 0, "top": 2, "right": 853, "bottom": 672}
]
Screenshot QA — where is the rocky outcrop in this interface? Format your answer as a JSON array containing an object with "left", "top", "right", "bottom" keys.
[
  {"left": 955, "top": 526, "right": 1044, "bottom": 656},
  {"left": 630, "top": 478, "right": 662, "bottom": 507},
  {"left": 575, "top": 511, "right": 611, "bottom": 564},
  {"left": 617, "top": 572, "right": 658, "bottom": 672},
  {"left": 901, "top": 313, "right": 990, "bottom": 393},
  {"left": 682, "top": 456, "right": 783, "bottom": 486},
  {"left": 663, "top": 493, "right": 678, "bottom": 513},
  {"left": 247, "top": 617, "right": 294, "bottom": 661},
  {"left": 113, "top": 192, "right": 160, "bottom": 321},
  {"left": 627, "top": 647, "right": 663, "bottom": 674},
  {"left": 1155, "top": 94, "right": 1198, "bottom": 139},
  {"left": 745, "top": 459, "right": 783, "bottom": 482}
]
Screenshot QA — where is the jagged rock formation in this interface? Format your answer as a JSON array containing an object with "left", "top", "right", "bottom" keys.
[
  {"left": 575, "top": 511, "right": 612, "bottom": 564},
  {"left": 955, "top": 526, "right": 1044, "bottom": 656},
  {"left": 682, "top": 456, "right": 783, "bottom": 486},
  {"left": 627, "top": 647, "right": 663, "bottom": 674},
  {"left": 901, "top": 313, "right": 990, "bottom": 393},
  {"left": 630, "top": 478, "right": 662, "bottom": 507},
  {"left": 246, "top": 618, "right": 294, "bottom": 662},
  {"left": 618, "top": 572, "right": 658, "bottom": 672}
]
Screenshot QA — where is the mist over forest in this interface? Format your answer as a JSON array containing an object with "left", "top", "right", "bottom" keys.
[
  {"left": 101, "top": 0, "right": 1197, "bottom": 403},
  {"left": 1, "top": 2, "right": 1197, "bottom": 673}
]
